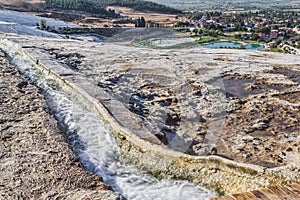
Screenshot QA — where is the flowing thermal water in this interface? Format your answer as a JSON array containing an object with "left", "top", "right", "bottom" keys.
[{"left": 4, "top": 44, "right": 215, "bottom": 200}]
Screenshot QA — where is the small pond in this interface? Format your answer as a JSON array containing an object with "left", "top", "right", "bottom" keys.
[
  {"left": 196, "top": 41, "right": 264, "bottom": 50},
  {"left": 151, "top": 38, "right": 196, "bottom": 47}
]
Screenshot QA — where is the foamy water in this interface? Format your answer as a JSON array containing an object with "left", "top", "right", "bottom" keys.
[
  {"left": 0, "top": 21, "right": 16, "bottom": 25},
  {"left": 2, "top": 41, "right": 216, "bottom": 200},
  {"left": 47, "top": 92, "right": 215, "bottom": 200}
]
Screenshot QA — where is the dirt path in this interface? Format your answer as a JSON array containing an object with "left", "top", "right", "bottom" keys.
[{"left": 0, "top": 51, "right": 121, "bottom": 199}]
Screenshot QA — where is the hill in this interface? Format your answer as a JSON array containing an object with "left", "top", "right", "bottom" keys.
[
  {"left": 0, "top": 0, "right": 181, "bottom": 28},
  {"left": 149, "top": 0, "right": 300, "bottom": 10},
  {"left": 45, "top": 0, "right": 180, "bottom": 16}
]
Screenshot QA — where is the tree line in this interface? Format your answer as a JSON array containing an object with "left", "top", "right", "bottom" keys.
[
  {"left": 45, "top": 0, "right": 120, "bottom": 17},
  {"left": 45, "top": 0, "right": 180, "bottom": 18}
]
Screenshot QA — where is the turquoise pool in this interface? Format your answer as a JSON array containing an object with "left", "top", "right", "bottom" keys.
[{"left": 196, "top": 41, "right": 264, "bottom": 50}]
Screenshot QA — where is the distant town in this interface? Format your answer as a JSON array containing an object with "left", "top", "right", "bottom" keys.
[{"left": 174, "top": 9, "right": 300, "bottom": 53}]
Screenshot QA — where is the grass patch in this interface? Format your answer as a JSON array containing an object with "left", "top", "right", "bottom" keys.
[
  {"left": 133, "top": 39, "right": 152, "bottom": 47},
  {"left": 267, "top": 47, "right": 285, "bottom": 53},
  {"left": 219, "top": 35, "right": 264, "bottom": 44},
  {"left": 198, "top": 36, "right": 219, "bottom": 44}
]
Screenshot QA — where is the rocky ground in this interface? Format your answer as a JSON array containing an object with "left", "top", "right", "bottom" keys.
[
  {"left": 3, "top": 33, "right": 300, "bottom": 170},
  {"left": 0, "top": 50, "right": 121, "bottom": 199},
  {"left": 218, "top": 69, "right": 300, "bottom": 168}
]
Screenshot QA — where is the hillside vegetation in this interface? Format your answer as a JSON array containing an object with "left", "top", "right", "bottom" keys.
[
  {"left": 151, "top": 0, "right": 300, "bottom": 10},
  {"left": 45, "top": 0, "right": 180, "bottom": 17}
]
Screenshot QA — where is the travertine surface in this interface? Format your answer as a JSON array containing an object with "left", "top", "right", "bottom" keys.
[
  {"left": 2, "top": 33, "right": 300, "bottom": 195},
  {"left": 3, "top": 33, "right": 300, "bottom": 169}
]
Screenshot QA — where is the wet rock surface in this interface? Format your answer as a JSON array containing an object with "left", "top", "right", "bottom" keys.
[
  {"left": 0, "top": 51, "right": 121, "bottom": 199},
  {"left": 3, "top": 34, "right": 300, "bottom": 169}
]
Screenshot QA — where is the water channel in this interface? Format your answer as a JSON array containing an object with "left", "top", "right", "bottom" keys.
[
  {"left": 11, "top": 47, "right": 215, "bottom": 200},
  {"left": 0, "top": 9, "right": 216, "bottom": 199}
]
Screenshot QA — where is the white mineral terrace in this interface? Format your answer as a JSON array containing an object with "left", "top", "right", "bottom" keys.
[
  {"left": 0, "top": 39, "right": 215, "bottom": 199},
  {"left": 1, "top": 34, "right": 300, "bottom": 198},
  {"left": 1, "top": 9, "right": 300, "bottom": 200}
]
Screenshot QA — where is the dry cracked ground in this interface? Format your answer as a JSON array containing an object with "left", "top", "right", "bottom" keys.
[
  {"left": 0, "top": 50, "right": 122, "bottom": 199},
  {"left": 3, "top": 33, "right": 300, "bottom": 171}
]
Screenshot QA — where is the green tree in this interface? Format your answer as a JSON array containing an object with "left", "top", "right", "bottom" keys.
[
  {"left": 256, "top": 27, "right": 270, "bottom": 34},
  {"left": 135, "top": 18, "right": 141, "bottom": 27},
  {"left": 274, "top": 38, "right": 281, "bottom": 46},
  {"left": 234, "top": 33, "right": 241, "bottom": 39},
  {"left": 140, "top": 16, "right": 146, "bottom": 27},
  {"left": 40, "top": 19, "right": 46, "bottom": 30},
  {"left": 135, "top": 17, "right": 146, "bottom": 27},
  {"left": 251, "top": 33, "right": 260, "bottom": 40}
]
